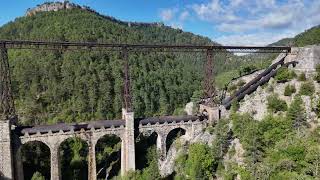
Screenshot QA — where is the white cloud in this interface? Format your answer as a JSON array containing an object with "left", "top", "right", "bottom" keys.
[
  {"left": 158, "top": 0, "right": 320, "bottom": 45},
  {"left": 159, "top": 8, "right": 176, "bottom": 21},
  {"left": 229, "top": 0, "right": 244, "bottom": 8},
  {"left": 179, "top": 11, "right": 189, "bottom": 21},
  {"left": 191, "top": 0, "right": 310, "bottom": 32},
  {"left": 215, "top": 31, "right": 297, "bottom": 46}
]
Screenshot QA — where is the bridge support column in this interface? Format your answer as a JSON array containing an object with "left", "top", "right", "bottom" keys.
[
  {"left": 88, "top": 141, "right": 97, "bottom": 180},
  {"left": 199, "top": 104, "right": 220, "bottom": 124},
  {"left": 14, "top": 145, "right": 24, "bottom": 180},
  {"left": 50, "top": 145, "right": 61, "bottom": 180},
  {"left": 156, "top": 133, "right": 166, "bottom": 160},
  {"left": 121, "top": 108, "right": 135, "bottom": 176},
  {"left": 0, "top": 119, "right": 14, "bottom": 179}
]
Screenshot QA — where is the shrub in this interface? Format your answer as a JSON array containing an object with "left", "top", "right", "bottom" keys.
[
  {"left": 299, "top": 81, "right": 315, "bottom": 96},
  {"left": 298, "top": 73, "right": 306, "bottom": 81},
  {"left": 31, "top": 172, "right": 45, "bottom": 180},
  {"left": 267, "top": 95, "right": 288, "bottom": 112},
  {"left": 284, "top": 84, "right": 296, "bottom": 96},
  {"left": 266, "top": 84, "right": 274, "bottom": 92},
  {"left": 231, "top": 100, "right": 240, "bottom": 112},
  {"left": 275, "top": 67, "right": 296, "bottom": 82},
  {"left": 314, "top": 64, "right": 320, "bottom": 82},
  {"left": 314, "top": 99, "right": 320, "bottom": 118},
  {"left": 227, "top": 84, "right": 237, "bottom": 92},
  {"left": 239, "top": 65, "right": 257, "bottom": 76},
  {"left": 236, "top": 80, "right": 246, "bottom": 87}
]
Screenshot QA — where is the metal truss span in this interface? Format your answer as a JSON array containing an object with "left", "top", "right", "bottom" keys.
[{"left": 0, "top": 39, "right": 291, "bottom": 53}]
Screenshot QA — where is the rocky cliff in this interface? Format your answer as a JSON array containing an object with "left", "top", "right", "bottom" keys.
[
  {"left": 25, "top": 1, "right": 165, "bottom": 28},
  {"left": 227, "top": 45, "right": 320, "bottom": 124}
]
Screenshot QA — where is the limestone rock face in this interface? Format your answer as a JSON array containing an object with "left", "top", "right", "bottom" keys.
[
  {"left": 26, "top": 2, "right": 86, "bottom": 16},
  {"left": 184, "top": 102, "right": 194, "bottom": 115},
  {"left": 158, "top": 131, "right": 215, "bottom": 177}
]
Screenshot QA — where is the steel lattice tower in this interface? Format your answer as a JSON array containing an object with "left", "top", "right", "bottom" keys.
[
  {"left": 0, "top": 42, "right": 15, "bottom": 120},
  {"left": 203, "top": 49, "right": 215, "bottom": 105}
]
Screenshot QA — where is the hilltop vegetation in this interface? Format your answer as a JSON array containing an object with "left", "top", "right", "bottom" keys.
[{"left": 272, "top": 25, "right": 320, "bottom": 47}]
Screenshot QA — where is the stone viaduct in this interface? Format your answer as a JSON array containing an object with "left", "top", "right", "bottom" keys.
[{"left": 0, "top": 107, "right": 213, "bottom": 180}]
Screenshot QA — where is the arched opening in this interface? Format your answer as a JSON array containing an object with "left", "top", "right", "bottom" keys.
[
  {"left": 59, "top": 137, "right": 88, "bottom": 180},
  {"left": 166, "top": 128, "right": 186, "bottom": 152},
  {"left": 135, "top": 132, "right": 158, "bottom": 170},
  {"left": 20, "top": 141, "right": 50, "bottom": 179},
  {"left": 95, "top": 134, "right": 121, "bottom": 179}
]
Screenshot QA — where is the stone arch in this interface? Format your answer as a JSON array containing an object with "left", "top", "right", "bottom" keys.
[
  {"left": 20, "top": 140, "right": 51, "bottom": 180},
  {"left": 95, "top": 133, "right": 122, "bottom": 179},
  {"left": 165, "top": 127, "right": 186, "bottom": 153},
  {"left": 59, "top": 137, "right": 89, "bottom": 180}
]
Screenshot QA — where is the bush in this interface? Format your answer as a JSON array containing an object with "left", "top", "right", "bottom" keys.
[
  {"left": 266, "top": 84, "right": 274, "bottom": 92},
  {"left": 299, "top": 81, "right": 315, "bottom": 96},
  {"left": 275, "top": 68, "right": 296, "bottom": 82},
  {"left": 284, "top": 84, "right": 296, "bottom": 96},
  {"left": 239, "top": 65, "right": 257, "bottom": 76},
  {"left": 298, "top": 73, "right": 306, "bottom": 81},
  {"left": 227, "top": 84, "right": 237, "bottom": 93},
  {"left": 31, "top": 172, "right": 45, "bottom": 180},
  {"left": 314, "top": 64, "right": 320, "bottom": 82},
  {"left": 267, "top": 95, "right": 288, "bottom": 112},
  {"left": 236, "top": 80, "right": 246, "bottom": 87},
  {"left": 231, "top": 100, "right": 240, "bottom": 112}
]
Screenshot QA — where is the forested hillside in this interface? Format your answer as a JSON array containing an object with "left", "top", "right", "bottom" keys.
[
  {"left": 272, "top": 25, "right": 320, "bottom": 46},
  {"left": 0, "top": 8, "right": 241, "bottom": 125}
]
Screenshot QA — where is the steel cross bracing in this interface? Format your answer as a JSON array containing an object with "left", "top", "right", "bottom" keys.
[
  {"left": 204, "top": 49, "right": 214, "bottom": 104},
  {"left": 0, "top": 42, "right": 15, "bottom": 120},
  {"left": 0, "top": 39, "right": 291, "bottom": 113}
]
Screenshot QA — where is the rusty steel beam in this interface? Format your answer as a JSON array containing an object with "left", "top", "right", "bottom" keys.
[
  {"left": 0, "top": 40, "right": 291, "bottom": 53},
  {"left": 203, "top": 49, "right": 215, "bottom": 105},
  {"left": 122, "top": 47, "right": 132, "bottom": 112},
  {"left": 0, "top": 42, "right": 16, "bottom": 121}
]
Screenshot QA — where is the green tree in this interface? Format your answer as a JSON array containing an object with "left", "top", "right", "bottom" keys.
[
  {"left": 287, "top": 96, "right": 307, "bottom": 134},
  {"left": 185, "top": 143, "right": 215, "bottom": 180},
  {"left": 267, "top": 94, "right": 287, "bottom": 112},
  {"left": 299, "top": 81, "right": 315, "bottom": 96}
]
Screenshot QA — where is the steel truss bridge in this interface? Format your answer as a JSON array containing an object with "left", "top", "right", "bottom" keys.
[{"left": 0, "top": 39, "right": 291, "bottom": 118}]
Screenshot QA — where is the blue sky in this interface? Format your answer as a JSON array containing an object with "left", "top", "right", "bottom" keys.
[{"left": 0, "top": 0, "right": 319, "bottom": 45}]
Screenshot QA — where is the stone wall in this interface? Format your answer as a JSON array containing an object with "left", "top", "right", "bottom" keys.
[
  {"left": 286, "top": 46, "right": 320, "bottom": 76},
  {"left": 0, "top": 120, "right": 14, "bottom": 179}
]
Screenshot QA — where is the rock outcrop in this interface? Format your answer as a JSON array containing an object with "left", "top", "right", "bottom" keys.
[
  {"left": 26, "top": 2, "right": 84, "bottom": 16},
  {"left": 25, "top": 1, "right": 166, "bottom": 28},
  {"left": 232, "top": 46, "right": 320, "bottom": 123}
]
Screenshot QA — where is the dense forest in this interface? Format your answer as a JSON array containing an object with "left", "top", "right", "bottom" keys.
[{"left": 0, "top": 8, "right": 245, "bottom": 125}]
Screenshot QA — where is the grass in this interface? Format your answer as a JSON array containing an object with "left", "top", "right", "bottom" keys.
[{"left": 215, "top": 69, "right": 238, "bottom": 89}]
